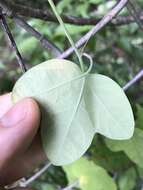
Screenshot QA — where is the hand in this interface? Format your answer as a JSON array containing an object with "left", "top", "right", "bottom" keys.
[{"left": 0, "top": 93, "right": 47, "bottom": 186}]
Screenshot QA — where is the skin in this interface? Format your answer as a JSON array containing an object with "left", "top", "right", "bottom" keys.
[{"left": 0, "top": 93, "right": 47, "bottom": 188}]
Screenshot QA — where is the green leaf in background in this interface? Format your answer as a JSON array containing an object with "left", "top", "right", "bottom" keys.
[
  {"left": 63, "top": 157, "right": 117, "bottom": 190},
  {"left": 118, "top": 168, "right": 136, "bottom": 190},
  {"left": 105, "top": 128, "right": 143, "bottom": 168},
  {"left": 85, "top": 74, "right": 134, "bottom": 139},
  {"left": 12, "top": 59, "right": 95, "bottom": 165}
]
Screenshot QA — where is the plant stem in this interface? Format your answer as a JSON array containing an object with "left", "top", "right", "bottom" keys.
[{"left": 47, "top": 0, "right": 84, "bottom": 72}]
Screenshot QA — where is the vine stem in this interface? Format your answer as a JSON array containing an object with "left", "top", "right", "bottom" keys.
[{"left": 47, "top": 0, "right": 84, "bottom": 72}]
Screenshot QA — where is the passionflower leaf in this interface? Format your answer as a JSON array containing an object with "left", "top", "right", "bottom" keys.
[
  {"left": 12, "top": 59, "right": 94, "bottom": 165},
  {"left": 12, "top": 59, "right": 134, "bottom": 166}
]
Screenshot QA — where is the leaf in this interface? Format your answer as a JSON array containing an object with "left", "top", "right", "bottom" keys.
[
  {"left": 85, "top": 74, "right": 134, "bottom": 139},
  {"left": 12, "top": 59, "right": 134, "bottom": 166},
  {"left": 104, "top": 128, "right": 143, "bottom": 168},
  {"left": 63, "top": 157, "right": 117, "bottom": 190},
  {"left": 12, "top": 59, "right": 95, "bottom": 166}
]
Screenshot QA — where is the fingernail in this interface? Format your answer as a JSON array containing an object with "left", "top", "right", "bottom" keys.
[{"left": 0, "top": 99, "right": 29, "bottom": 128}]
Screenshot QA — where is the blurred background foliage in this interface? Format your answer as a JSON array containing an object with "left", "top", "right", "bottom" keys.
[{"left": 1, "top": 0, "right": 143, "bottom": 189}]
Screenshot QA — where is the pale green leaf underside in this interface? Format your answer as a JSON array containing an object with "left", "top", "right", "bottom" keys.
[
  {"left": 63, "top": 157, "right": 117, "bottom": 190},
  {"left": 105, "top": 128, "right": 143, "bottom": 168},
  {"left": 12, "top": 59, "right": 134, "bottom": 165}
]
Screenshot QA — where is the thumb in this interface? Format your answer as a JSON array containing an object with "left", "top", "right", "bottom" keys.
[{"left": 0, "top": 98, "right": 40, "bottom": 169}]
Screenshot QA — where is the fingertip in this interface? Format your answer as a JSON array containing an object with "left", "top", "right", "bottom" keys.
[{"left": 0, "top": 98, "right": 41, "bottom": 166}]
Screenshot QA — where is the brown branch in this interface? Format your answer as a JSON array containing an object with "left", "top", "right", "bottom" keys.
[{"left": 0, "top": 0, "right": 143, "bottom": 26}]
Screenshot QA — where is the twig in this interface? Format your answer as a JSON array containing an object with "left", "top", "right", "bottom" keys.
[
  {"left": 127, "top": 0, "right": 143, "bottom": 31},
  {"left": 123, "top": 69, "right": 143, "bottom": 91},
  {"left": 0, "top": 8, "right": 27, "bottom": 73},
  {"left": 0, "top": 0, "right": 143, "bottom": 26},
  {"left": 6, "top": 162, "right": 77, "bottom": 190},
  {"left": 59, "top": 0, "right": 129, "bottom": 59},
  {"left": 13, "top": 16, "right": 62, "bottom": 56},
  {"left": 19, "top": 162, "right": 52, "bottom": 187}
]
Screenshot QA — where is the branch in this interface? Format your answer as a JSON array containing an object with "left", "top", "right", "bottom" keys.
[
  {"left": 20, "top": 162, "right": 52, "bottom": 187},
  {"left": 13, "top": 16, "right": 62, "bottom": 56},
  {"left": 0, "top": 0, "right": 143, "bottom": 26},
  {"left": 59, "top": 0, "right": 129, "bottom": 59},
  {"left": 0, "top": 8, "right": 27, "bottom": 73},
  {"left": 123, "top": 69, "right": 143, "bottom": 91}
]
